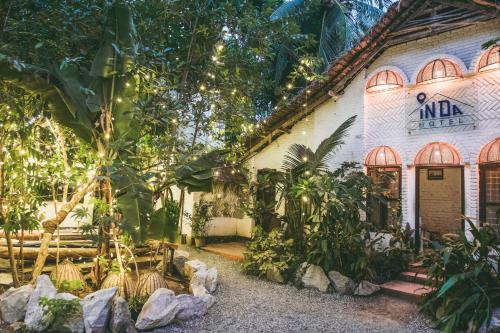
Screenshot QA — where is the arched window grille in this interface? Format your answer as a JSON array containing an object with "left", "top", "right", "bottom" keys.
[
  {"left": 416, "top": 59, "right": 461, "bottom": 84},
  {"left": 414, "top": 142, "right": 461, "bottom": 166},
  {"left": 366, "top": 70, "right": 403, "bottom": 93},
  {"left": 478, "top": 46, "right": 499, "bottom": 72}
]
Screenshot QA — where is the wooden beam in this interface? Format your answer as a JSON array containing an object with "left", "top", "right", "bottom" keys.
[{"left": 435, "top": 0, "right": 498, "bottom": 16}]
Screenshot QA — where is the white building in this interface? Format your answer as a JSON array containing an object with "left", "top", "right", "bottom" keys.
[{"left": 240, "top": 0, "right": 500, "bottom": 247}]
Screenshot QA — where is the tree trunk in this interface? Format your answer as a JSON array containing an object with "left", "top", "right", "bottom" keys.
[
  {"left": 0, "top": 144, "right": 19, "bottom": 287},
  {"left": 30, "top": 177, "right": 96, "bottom": 282},
  {"left": 4, "top": 231, "right": 20, "bottom": 287}
]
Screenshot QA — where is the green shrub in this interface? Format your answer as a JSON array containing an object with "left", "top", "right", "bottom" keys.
[
  {"left": 128, "top": 295, "right": 149, "bottom": 321},
  {"left": 39, "top": 297, "right": 81, "bottom": 333},
  {"left": 422, "top": 219, "right": 500, "bottom": 333},
  {"left": 243, "top": 226, "right": 298, "bottom": 280}
]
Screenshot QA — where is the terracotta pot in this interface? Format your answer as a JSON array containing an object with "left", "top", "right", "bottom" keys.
[{"left": 135, "top": 269, "right": 168, "bottom": 298}]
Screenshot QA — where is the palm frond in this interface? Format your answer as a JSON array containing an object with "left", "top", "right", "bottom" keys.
[
  {"left": 282, "top": 144, "right": 315, "bottom": 174},
  {"left": 319, "top": 2, "right": 347, "bottom": 65},
  {"left": 270, "top": 0, "right": 305, "bottom": 21},
  {"left": 313, "top": 115, "right": 356, "bottom": 167}
]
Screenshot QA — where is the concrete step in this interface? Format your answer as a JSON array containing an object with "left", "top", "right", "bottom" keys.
[
  {"left": 381, "top": 280, "right": 433, "bottom": 302},
  {"left": 399, "top": 271, "right": 431, "bottom": 284}
]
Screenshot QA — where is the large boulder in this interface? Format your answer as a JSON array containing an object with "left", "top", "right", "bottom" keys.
[
  {"left": 54, "top": 293, "right": 84, "bottom": 333},
  {"left": 135, "top": 288, "right": 179, "bottom": 331},
  {"left": 266, "top": 267, "right": 285, "bottom": 284},
  {"left": 24, "top": 275, "right": 57, "bottom": 332},
  {"left": 0, "top": 284, "right": 33, "bottom": 323},
  {"left": 354, "top": 280, "right": 381, "bottom": 296},
  {"left": 301, "top": 265, "right": 330, "bottom": 292},
  {"left": 189, "top": 269, "right": 208, "bottom": 296},
  {"left": 205, "top": 267, "right": 218, "bottom": 293},
  {"left": 184, "top": 260, "right": 207, "bottom": 280},
  {"left": 328, "top": 271, "right": 356, "bottom": 295},
  {"left": 175, "top": 294, "right": 209, "bottom": 321},
  {"left": 110, "top": 296, "right": 137, "bottom": 333},
  {"left": 82, "top": 287, "right": 117, "bottom": 333}
]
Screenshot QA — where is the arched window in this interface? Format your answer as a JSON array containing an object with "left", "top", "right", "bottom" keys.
[
  {"left": 365, "top": 145, "right": 402, "bottom": 166},
  {"left": 414, "top": 142, "right": 461, "bottom": 166},
  {"left": 365, "top": 146, "right": 402, "bottom": 228},
  {"left": 416, "top": 59, "right": 462, "bottom": 84},
  {"left": 478, "top": 45, "right": 499, "bottom": 72},
  {"left": 366, "top": 70, "right": 403, "bottom": 93},
  {"left": 478, "top": 138, "right": 500, "bottom": 236}
]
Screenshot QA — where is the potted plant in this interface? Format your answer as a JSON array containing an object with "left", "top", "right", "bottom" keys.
[{"left": 185, "top": 200, "right": 213, "bottom": 247}]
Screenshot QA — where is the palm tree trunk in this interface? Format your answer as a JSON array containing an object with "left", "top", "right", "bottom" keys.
[{"left": 30, "top": 177, "right": 96, "bottom": 282}]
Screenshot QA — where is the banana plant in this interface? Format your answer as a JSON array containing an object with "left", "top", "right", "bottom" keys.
[{"left": 0, "top": 1, "right": 155, "bottom": 282}]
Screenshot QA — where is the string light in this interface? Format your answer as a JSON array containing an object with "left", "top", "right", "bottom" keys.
[
  {"left": 116, "top": 97, "right": 122, "bottom": 103},
  {"left": 302, "top": 156, "right": 308, "bottom": 162},
  {"left": 286, "top": 83, "right": 293, "bottom": 89},
  {"left": 199, "top": 84, "right": 206, "bottom": 91}
]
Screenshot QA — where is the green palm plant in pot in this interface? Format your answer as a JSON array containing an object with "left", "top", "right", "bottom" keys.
[{"left": 185, "top": 200, "right": 213, "bottom": 247}]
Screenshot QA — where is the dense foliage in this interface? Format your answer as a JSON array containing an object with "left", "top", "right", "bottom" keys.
[
  {"left": 422, "top": 219, "right": 500, "bottom": 333},
  {"left": 243, "top": 226, "right": 298, "bottom": 279},
  {"left": 243, "top": 118, "right": 411, "bottom": 284}
]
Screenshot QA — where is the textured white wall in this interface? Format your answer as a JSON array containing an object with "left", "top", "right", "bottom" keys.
[{"left": 246, "top": 19, "right": 500, "bottom": 235}]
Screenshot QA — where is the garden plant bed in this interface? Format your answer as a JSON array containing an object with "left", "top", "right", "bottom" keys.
[{"left": 165, "top": 247, "right": 438, "bottom": 333}]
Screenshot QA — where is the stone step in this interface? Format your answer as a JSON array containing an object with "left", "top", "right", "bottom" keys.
[
  {"left": 381, "top": 280, "right": 433, "bottom": 302},
  {"left": 408, "top": 261, "right": 428, "bottom": 274},
  {"left": 399, "top": 271, "right": 431, "bottom": 284}
]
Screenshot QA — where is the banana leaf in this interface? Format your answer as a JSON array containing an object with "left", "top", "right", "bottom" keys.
[
  {"left": 113, "top": 165, "right": 154, "bottom": 243},
  {"left": 0, "top": 55, "right": 97, "bottom": 144},
  {"left": 175, "top": 149, "right": 230, "bottom": 193},
  {"left": 147, "top": 204, "right": 179, "bottom": 242}
]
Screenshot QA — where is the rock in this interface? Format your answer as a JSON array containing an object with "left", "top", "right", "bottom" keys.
[
  {"left": 328, "top": 271, "right": 356, "bottom": 295},
  {"left": 110, "top": 296, "right": 137, "bottom": 333},
  {"left": 173, "top": 256, "right": 189, "bottom": 277},
  {"left": 175, "top": 295, "right": 209, "bottom": 321},
  {"left": 184, "top": 260, "right": 207, "bottom": 279},
  {"left": 135, "top": 288, "right": 179, "bottom": 330},
  {"left": 293, "top": 262, "right": 309, "bottom": 287},
  {"left": 266, "top": 267, "right": 285, "bottom": 284},
  {"left": 174, "top": 250, "right": 190, "bottom": 259},
  {"left": 82, "top": 287, "right": 117, "bottom": 333},
  {"left": 354, "top": 280, "right": 381, "bottom": 296},
  {"left": 53, "top": 293, "right": 84, "bottom": 333},
  {"left": 201, "top": 294, "right": 216, "bottom": 309},
  {"left": 205, "top": 267, "right": 218, "bottom": 293},
  {"left": 24, "top": 275, "right": 57, "bottom": 332},
  {"left": 189, "top": 269, "right": 208, "bottom": 296},
  {"left": 479, "top": 308, "right": 500, "bottom": 333},
  {"left": 0, "top": 284, "right": 33, "bottom": 323},
  {"left": 301, "top": 265, "right": 330, "bottom": 292},
  {"left": 9, "top": 321, "right": 25, "bottom": 331},
  {"left": 191, "top": 283, "right": 209, "bottom": 297}
]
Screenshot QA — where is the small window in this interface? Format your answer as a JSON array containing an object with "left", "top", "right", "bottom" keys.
[
  {"left": 478, "top": 46, "right": 499, "bottom": 72},
  {"left": 366, "top": 70, "right": 403, "bottom": 93},
  {"left": 416, "top": 59, "right": 462, "bottom": 84}
]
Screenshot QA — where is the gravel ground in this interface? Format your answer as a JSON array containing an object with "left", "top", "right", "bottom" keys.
[{"left": 159, "top": 247, "right": 439, "bottom": 333}]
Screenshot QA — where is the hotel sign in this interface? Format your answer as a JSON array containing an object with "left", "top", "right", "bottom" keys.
[{"left": 407, "top": 92, "right": 475, "bottom": 134}]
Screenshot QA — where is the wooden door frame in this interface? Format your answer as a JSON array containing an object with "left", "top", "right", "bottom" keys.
[
  {"left": 479, "top": 163, "right": 500, "bottom": 226},
  {"left": 414, "top": 165, "right": 465, "bottom": 252},
  {"left": 367, "top": 166, "right": 402, "bottom": 228}
]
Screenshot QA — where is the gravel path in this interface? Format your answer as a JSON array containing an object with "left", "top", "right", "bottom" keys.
[{"left": 160, "top": 247, "right": 439, "bottom": 333}]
